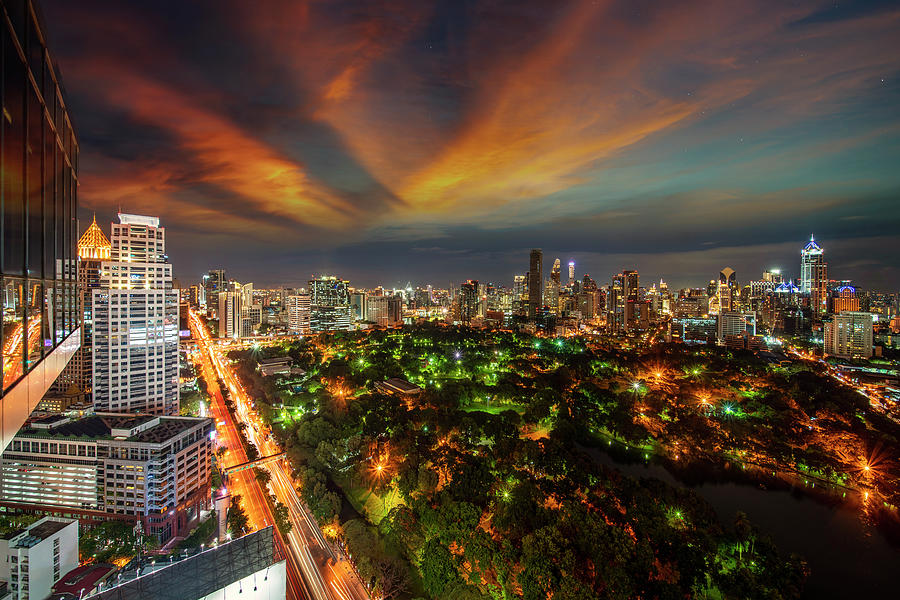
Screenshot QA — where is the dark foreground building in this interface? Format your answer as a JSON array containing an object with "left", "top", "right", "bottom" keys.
[{"left": 1, "top": 0, "right": 81, "bottom": 450}]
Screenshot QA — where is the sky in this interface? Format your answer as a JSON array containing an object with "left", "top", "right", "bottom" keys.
[{"left": 43, "top": 0, "right": 900, "bottom": 290}]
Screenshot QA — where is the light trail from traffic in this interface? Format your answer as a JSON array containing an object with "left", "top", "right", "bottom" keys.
[
  {"left": 189, "top": 311, "right": 308, "bottom": 600},
  {"left": 190, "top": 309, "right": 370, "bottom": 600}
]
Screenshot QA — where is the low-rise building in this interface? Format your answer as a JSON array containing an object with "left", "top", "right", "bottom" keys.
[
  {"left": 0, "top": 517, "right": 78, "bottom": 600},
  {"left": 52, "top": 563, "right": 118, "bottom": 598},
  {"left": 0, "top": 414, "right": 213, "bottom": 543},
  {"left": 375, "top": 378, "right": 423, "bottom": 397}
]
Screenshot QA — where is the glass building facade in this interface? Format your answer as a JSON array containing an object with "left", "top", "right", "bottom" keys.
[{"left": 1, "top": 0, "right": 80, "bottom": 449}]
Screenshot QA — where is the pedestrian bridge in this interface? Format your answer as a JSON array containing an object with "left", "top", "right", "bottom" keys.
[{"left": 224, "top": 452, "right": 286, "bottom": 476}]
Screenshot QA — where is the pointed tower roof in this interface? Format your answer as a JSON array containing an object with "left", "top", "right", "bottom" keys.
[
  {"left": 802, "top": 234, "right": 822, "bottom": 253},
  {"left": 78, "top": 215, "right": 112, "bottom": 260}
]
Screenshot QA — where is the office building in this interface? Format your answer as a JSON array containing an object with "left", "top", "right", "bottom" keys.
[
  {"left": 216, "top": 281, "right": 254, "bottom": 339},
  {"left": 546, "top": 259, "right": 561, "bottom": 314},
  {"left": 717, "top": 311, "right": 757, "bottom": 344},
  {"left": 367, "top": 295, "right": 402, "bottom": 327},
  {"left": 92, "top": 214, "right": 179, "bottom": 415},
  {"left": 201, "top": 269, "right": 226, "bottom": 313},
  {"left": 458, "top": 280, "right": 479, "bottom": 325},
  {"left": 286, "top": 293, "right": 310, "bottom": 333},
  {"left": 567, "top": 261, "right": 575, "bottom": 287},
  {"left": 1, "top": 1, "right": 81, "bottom": 451},
  {"left": 716, "top": 267, "right": 737, "bottom": 314},
  {"left": 608, "top": 273, "right": 625, "bottom": 332},
  {"left": 53, "top": 217, "right": 111, "bottom": 394},
  {"left": 832, "top": 285, "right": 860, "bottom": 314},
  {"left": 0, "top": 413, "right": 213, "bottom": 543},
  {"left": 676, "top": 317, "right": 718, "bottom": 344},
  {"left": 0, "top": 517, "right": 78, "bottom": 600},
  {"left": 309, "top": 276, "right": 352, "bottom": 332},
  {"left": 800, "top": 235, "right": 827, "bottom": 315},
  {"left": 528, "top": 249, "right": 542, "bottom": 320},
  {"left": 350, "top": 291, "right": 367, "bottom": 321},
  {"left": 623, "top": 270, "right": 641, "bottom": 329},
  {"left": 824, "top": 311, "right": 873, "bottom": 359}
]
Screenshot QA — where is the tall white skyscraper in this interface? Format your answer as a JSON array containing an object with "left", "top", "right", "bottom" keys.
[
  {"left": 287, "top": 293, "right": 311, "bottom": 333},
  {"left": 92, "top": 214, "right": 179, "bottom": 415},
  {"left": 800, "top": 235, "right": 827, "bottom": 314}
]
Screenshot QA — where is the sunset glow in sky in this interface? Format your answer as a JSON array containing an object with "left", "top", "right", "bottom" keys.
[{"left": 44, "top": 0, "right": 900, "bottom": 287}]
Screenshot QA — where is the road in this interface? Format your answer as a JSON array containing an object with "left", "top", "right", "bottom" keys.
[
  {"left": 190, "top": 310, "right": 371, "bottom": 600},
  {"left": 189, "top": 312, "right": 308, "bottom": 600}
]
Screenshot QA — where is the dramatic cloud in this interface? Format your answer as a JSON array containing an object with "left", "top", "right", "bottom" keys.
[{"left": 43, "top": 0, "right": 900, "bottom": 287}]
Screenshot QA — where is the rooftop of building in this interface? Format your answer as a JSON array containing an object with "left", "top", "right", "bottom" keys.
[
  {"left": 258, "top": 356, "right": 292, "bottom": 366},
  {"left": 88, "top": 527, "right": 278, "bottom": 600},
  {"left": 16, "top": 414, "right": 210, "bottom": 444},
  {"left": 378, "top": 378, "right": 423, "bottom": 394},
  {"left": 0, "top": 517, "right": 74, "bottom": 546},
  {"left": 52, "top": 563, "right": 117, "bottom": 597}
]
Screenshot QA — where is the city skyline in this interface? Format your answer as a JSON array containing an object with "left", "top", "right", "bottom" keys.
[
  {"left": 40, "top": 0, "right": 900, "bottom": 289},
  {"left": 75, "top": 216, "right": 896, "bottom": 293}
]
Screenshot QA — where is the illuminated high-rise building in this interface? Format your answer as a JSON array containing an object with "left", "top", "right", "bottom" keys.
[
  {"left": 53, "top": 218, "right": 111, "bottom": 393},
  {"left": 1, "top": 1, "right": 81, "bottom": 450},
  {"left": 528, "top": 249, "right": 543, "bottom": 320},
  {"left": 832, "top": 285, "right": 860, "bottom": 314},
  {"left": 217, "top": 281, "right": 247, "bottom": 339},
  {"left": 717, "top": 267, "right": 736, "bottom": 314},
  {"left": 202, "top": 269, "right": 226, "bottom": 312},
  {"left": 92, "top": 214, "right": 179, "bottom": 415},
  {"left": 367, "top": 295, "right": 402, "bottom": 327},
  {"left": 458, "top": 280, "right": 480, "bottom": 324},
  {"left": 567, "top": 261, "right": 575, "bottom": 287},
  {"left": 824, "top": 311, "right": 873, "bottom": 359},
  {"left": 800, "top": 235, "right": 827, "bottom": 315},
  {"left": 309, "top": 276, "right": 352, "bottom": 331},
  {"left": 623, "top": 270, "right": 640, "bottom": 330},
  {"left": 546, "top": 259, "right": 561, "bottom": 314},
  {"left": 287, "top": 293, "right": 311, "bottom": 333}
]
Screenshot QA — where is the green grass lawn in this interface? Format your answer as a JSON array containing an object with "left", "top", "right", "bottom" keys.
[
  {"left": 333, "top": 473, "right": 402, "bottom": 525},
  {"left": 461, "top": 400, "right": 525, "bottom": 415}
]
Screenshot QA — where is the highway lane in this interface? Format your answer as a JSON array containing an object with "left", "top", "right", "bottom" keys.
[
  {"left": 189, "top": 312, "right": 308, "bottom": 600},
  {"left": 195, "top": 311, "right": 371, "bottom": 600}
]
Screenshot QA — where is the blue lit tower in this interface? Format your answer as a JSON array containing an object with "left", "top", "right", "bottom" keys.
[{"left": 800, "top": 235, "right": 827, "bottom": 315}]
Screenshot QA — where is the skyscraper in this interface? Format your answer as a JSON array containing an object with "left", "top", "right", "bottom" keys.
[
  {"left": 287, "top": 293, "right": 311, "bottom": 333},
  {"left": 800, "top": 235, "right": 827, "bottom": 315},
  {"left": 92, "top": 214, "right": 179, "bottom": 415},
  {"left": 54, "top": 218, "right": 111, "bottom": 393},
  {"left": 309, "top": 276, "right": 352, "bottom": 331},
  {"left": 623, "top": 270, "right": 640, "bottom": 330},
  {"left": 1, "top": 1, "right": 81, "bottom": 450},
  {"left": 528, "top": 249, "right": 543, "bottom": 320},
  {"left": 217, "top": 281, "right": 247, "bottom": 339},
  {"left": 202, "top": 269, "right": 226, "bottom": 312},
  {"left": 717, "top": 267, "right": 736, "bottom": 314},
  {"left": 546, "top": 258, "right": 561, "bottom": 314},
  {"left": 568, "top": 261, "right": 575, "bottom": 287},
  {"left": 459, "top": 280, "right": 479, "bottom": 324}
]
